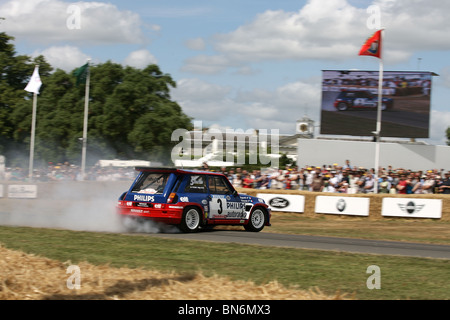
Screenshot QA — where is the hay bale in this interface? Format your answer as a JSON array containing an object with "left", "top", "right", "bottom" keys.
[{"left": 0, "top": 245, "right": 348, "bottom": 300}]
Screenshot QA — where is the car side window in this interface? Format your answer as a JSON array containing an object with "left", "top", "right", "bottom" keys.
[
  {"left": 208, "top": 176, "right": 233, "bottom": 195},
  {"left": 184, "top": 175, "right": 207, "bottom": 193}
]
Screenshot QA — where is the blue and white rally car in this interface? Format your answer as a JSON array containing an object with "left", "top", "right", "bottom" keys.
[
  {"left": 117, "top": 167, "right": 271, "bottom": 233},
  {"left": 334, "top": 90, "right": 394, "bottom": 111}
]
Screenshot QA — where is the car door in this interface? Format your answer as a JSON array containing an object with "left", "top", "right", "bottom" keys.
[{"left": 207, "top": 175, "right": 245, "bottom": 220}]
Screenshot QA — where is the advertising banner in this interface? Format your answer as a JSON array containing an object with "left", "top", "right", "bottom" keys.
[
  {"left": 256, "top": 193, "right": 305, "bottom": 213},
  {"left": 7, "top": 185, "right": 38, "bottom": 199},
  {"left": 382, "top": 198, "right": 442, "bottom": 219},
  {"left": 315, "top": 196, "right": 370, "bottom": 216}
]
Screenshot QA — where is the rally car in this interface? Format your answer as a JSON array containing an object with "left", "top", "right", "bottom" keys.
[
  {"left": 116, "top": 167, "right": 271, "bottom": 233},
  {"left": 333, "top": 90, "right": 394, "bottom": 111}
]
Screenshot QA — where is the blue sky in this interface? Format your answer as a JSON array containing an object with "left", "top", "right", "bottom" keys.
[{"left": 2, "top": 0, "right": 450, "bottom": 145}]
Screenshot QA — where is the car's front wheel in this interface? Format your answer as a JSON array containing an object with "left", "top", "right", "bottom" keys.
[
  {"left": 244, "top": 208, "right": 266, "bottom": 232},
  {"left": 179, "top": 207, "right": 201, "bottom": 233}
]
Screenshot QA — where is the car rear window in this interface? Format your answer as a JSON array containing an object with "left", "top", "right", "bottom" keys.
[{"left": 132, "top": 173, "right": 171, "bottom": 194}]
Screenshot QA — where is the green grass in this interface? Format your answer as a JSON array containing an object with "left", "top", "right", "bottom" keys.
[{"left": 1, "top": 226, "right": 449, "bottom": 300}]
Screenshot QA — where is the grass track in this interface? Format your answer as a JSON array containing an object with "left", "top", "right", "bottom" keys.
[{"left": 0, "top": 225, "right": 449, "bottom": 300}]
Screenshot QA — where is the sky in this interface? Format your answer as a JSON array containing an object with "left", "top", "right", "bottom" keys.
[{"left": 1, "top": 0, "right": 450, "bottom": 146}]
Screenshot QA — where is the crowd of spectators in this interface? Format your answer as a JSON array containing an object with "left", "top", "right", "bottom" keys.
[
  {"left": 210, "top": 161, "right": 450, "bottom": 195},
  {"left": 2, "top": 160, "right": 450, "bottom": 195}
]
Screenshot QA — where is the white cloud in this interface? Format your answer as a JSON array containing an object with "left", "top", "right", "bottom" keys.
[
  {"left": 172, "top": 77, "right": 320, "bottom": 132},
  {"left": 123, "top": 49, "right": 158, "bottom": 69},
  {"left": 1, "top": 0, "right": 147, "bottom": 45},
  {"left": 183, "top": 0, "right": 450, "bottom": 74},
  {"left": 171, "top": 78, "right": 234, "bottom": 121},
  {"left": 32, "top": 45, "right": 90, "bottom": 71}
]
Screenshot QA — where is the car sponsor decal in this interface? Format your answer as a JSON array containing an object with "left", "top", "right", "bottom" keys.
[
  {"left": 133, "top": 195, "right": 154, "bottom": 202},
  {"left": 210, "top": 194, "right": 245, "bottom": 219}
]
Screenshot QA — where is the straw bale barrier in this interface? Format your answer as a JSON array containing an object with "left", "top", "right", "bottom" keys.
[{"left": 0, "top": 245, "right": 347, "bottom": 300}]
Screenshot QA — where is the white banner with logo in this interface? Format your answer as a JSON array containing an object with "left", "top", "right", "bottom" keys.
[
  {"left": 257, "top": 193, "right": 305, "bottom": 213},
  {"left": 382, "top": 198, "right": 442, "bottom": 219},
  {"left": 315, "top": 196, "right": 370, "bottom": 216},
  {"left": 7, "top": 185, "right": 38, "bottom": 199}
]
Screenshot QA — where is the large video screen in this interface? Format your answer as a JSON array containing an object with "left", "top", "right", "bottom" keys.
[{"left": 320, "top": 70, "right": 433, "bottom": 138}]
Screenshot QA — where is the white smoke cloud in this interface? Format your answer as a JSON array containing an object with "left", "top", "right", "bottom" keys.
[{"left": 0, "top": 181, "right": 179, "bottom": 234}]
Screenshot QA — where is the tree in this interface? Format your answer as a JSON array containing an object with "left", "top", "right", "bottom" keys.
[
  {"left": 0, "top": 33, "right": 192, "bottom": 167},
  {"left": 0, "top": 32, "right": 52, "bottom": 165}
]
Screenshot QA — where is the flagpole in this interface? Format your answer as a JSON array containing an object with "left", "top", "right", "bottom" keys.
[
  {"left": 28, "top": 90, "right": 38, "bottom": 182},
  {"left": 81, "top": 59, "right": 91, "bottom": 181},
  {"left": 374, "top": 29, "right": 384, "bottom": 194}
]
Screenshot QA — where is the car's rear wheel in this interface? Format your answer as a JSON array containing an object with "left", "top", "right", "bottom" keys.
[
  {"left": 180, "top": 207, "right": 201, "bottom": 233},
  {"left": 337, "top": 102, "right": 348, "bottom": 111},
  {"left": 244, "top": 208, "right": 266, "bottom": 232}
]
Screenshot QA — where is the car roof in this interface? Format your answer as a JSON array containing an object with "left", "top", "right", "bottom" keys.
[{"left": 134, "top": 166, "right": 225, "bottom": 176}]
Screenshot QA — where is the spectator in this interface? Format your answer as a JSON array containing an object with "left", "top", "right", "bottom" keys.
[
  {"left": 328, "top": 171, "right": 340, "bottom": 193},
  {"left": 389, "top": 171, "right": 399, "bottom": 194},
  {"left": 342, "top": 159, "right": 352, "bottom": 170},
  {"left": 259, "top": 174, "right": 269, "bottom": 189},
  {"left": 396, "top": 174, "right": 408, "bottom": 194},
  {"left": 253, "top": 170, "right": 262, "bottom": 189},
  {"left": 233, "top": 174, "right": 243, "bottom": 188},
  {"left": 379, "top": 175, "right": 390, "bottom": 194},
  {"left": 270, "top": 169, "right": 284, "bottom": 190},
  {"left": 412, "top": 176, "right": 425, "bottom": 194},
  {"left": 304, "top": 168, "right": 314, "bottom": 191},
  {"left": 435, "top": 175, "right": 444, "bottom": 194},
  {"left": 311, "top": 168, "right": 324, "bottom": 192},
  {"left": 439, "top": 172, "right": 450, "bottom": 194},
  {"left": 356, "top": 171, "right": 367, "bottom": 193},
  {"left": 363, "top": 172, "right": 375, "bottom": 193},
  {"left": 422, "top": 172, "right": 435, "bottom": 194},
  {"left": 242, "top": 174, "right": 253, "bottom": 188},
  {"left": 347, "top": 171, "right": 360, "bottom": 194}
]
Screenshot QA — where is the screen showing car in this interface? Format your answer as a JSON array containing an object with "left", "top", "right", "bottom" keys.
[{"left": 320, "top": 70, "right": 434, "bottom": 138}]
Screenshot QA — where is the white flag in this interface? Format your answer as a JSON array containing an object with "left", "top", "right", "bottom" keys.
[{"left": 24, "top": 66, "right": 42, "bottom": 94}]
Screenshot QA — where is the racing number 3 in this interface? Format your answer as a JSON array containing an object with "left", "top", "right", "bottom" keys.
[{"left": 217, "top": 198, "right": 223, "bottom": 214}]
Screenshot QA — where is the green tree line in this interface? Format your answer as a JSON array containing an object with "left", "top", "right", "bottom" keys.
[{"left": 0, "top": 32, "right": 192, "bottom": 168}]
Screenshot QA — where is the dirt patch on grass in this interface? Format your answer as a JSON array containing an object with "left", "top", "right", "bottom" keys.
[{"left": 0, "top": 245, "right": 348, "bottom": 300}]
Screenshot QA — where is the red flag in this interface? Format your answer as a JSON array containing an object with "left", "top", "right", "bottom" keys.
[{"left": 359, "top": 30, "right": 382, "bottom": 59}]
